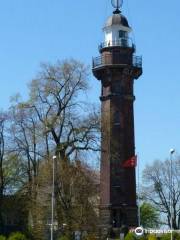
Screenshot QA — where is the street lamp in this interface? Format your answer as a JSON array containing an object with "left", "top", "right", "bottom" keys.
[
  {"left": 137, "top": 154, "right": 141, "bottom": 227},
  {"left": 51, "top": 155, "right": 56, "bottom": 240},
  {"left": 169, "top": 149, "right": 175, "bottom": 240}
]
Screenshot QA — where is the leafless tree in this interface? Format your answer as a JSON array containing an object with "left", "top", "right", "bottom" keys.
[
  {"left": 8, "top": 101, "right": 52, "bottom": 236},
  {"left": 26, "top": 59, "right": 100, "bottom": 159},
  {"left": 142, "top": 158, "right": 180, "bottom": 229}
]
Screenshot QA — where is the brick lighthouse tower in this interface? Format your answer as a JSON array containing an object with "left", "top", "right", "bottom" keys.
[{"left": 92, "top": 0, "right": 142, "bottom": 235}]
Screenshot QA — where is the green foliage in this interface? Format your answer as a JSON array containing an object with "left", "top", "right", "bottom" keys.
[
  {"left": 124, "top": 232, "right": 164, "bottom": 240},
  {"left": 124, "top": 233, "right": 180, "bottom": 240},
  {"left": 173, "top": 232, "right": 180, "bottom": 240},
  {"left": 8, "top": 232, "right": 27, "bottom": 240},
  {"left": 0, "top": 235, "right": 6, "bottom": 240},
  {"left": 139, "top": 235, "right": 147, "bottom": 240},
  {"left": 125, "top": 232, "right": 137, "bottom": 240},
  {"left": 148, "top": 235, "right": 157, "bottom": 240},
  {"left": 140, "top": 202, "right": 160, "bottom": 228},
  {"left": 160, "top": 233, "right": 180, "bottom": 240},
  {"left": 58, "top": 236, "right": 70, "bottom": 240},
  {"left": 160, "top": 233, "right": 171, "bottom": 240},
  {"left": 83, "top": 234, "right": 97, "bottom": 240}
]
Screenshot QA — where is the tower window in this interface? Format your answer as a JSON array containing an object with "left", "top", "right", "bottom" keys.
[
  {"left": 113, "top": 81, "right": 121, "bottom": 94},
  {"left": 119, "top": 30, "right": 126, "bottom": 38},
  {"left": 114, "top": 111, "right": 121, "bottom": 126}
]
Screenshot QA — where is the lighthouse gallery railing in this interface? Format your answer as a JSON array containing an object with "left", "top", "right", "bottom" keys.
[{"left": 92, "top": 54, "right": 142, "bottom": 69}]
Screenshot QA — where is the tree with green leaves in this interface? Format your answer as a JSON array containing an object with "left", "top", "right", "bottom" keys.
[
  {"left": 140, "top": 202, "right": 160, "bottom": 228},
  {"left": 5, "top": 59, "right": 100, "bottom": 238}
]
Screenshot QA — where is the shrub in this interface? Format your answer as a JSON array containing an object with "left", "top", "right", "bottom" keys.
[
  {"left": 84, "top": 234, "right": 97, "bottom": 240},
  {"left": 8, "top": 232, "right": 27, "bottom": 240},
  {"left": 173, "top": 232, "right": 180, "bottom": 240},
  {"left": 0, "top": 235, "right": 6, "bottom": 240},
  {"left": 125, "top": 232, "right": 137, "bottom": 240},
  {"left": 139, "top": 235, "right": 148, "bottom": 240},
  {"left": 160, "top": 233, "right": 180, "bottom": 240},
  {"left": 148, "top": 235, "right": 157, "bottom": 240},
  {"left": 58, "top": 236, "right": 70, "bottom": 240},
  {"left": 160, "top": 233, "right": 171, "bottom": 240}
]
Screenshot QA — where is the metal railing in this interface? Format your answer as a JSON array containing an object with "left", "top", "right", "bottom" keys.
[
  {"left": 98, "top": 39, "right": 134, "bottom": 51},
  {"left": 133, "top": 56, "right": 142, "bottom": 68},
  {"left": 92, "top": 53, "right": 142, "bottom": 69}
]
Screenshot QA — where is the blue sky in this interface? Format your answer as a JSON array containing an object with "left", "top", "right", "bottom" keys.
[{"left": 0, "top": 0, "right": 180, "bottom": 173}]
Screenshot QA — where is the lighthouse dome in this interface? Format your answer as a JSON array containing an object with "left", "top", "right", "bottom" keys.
[
  {"left": 101, "top": 12, "right": 132, "bottom": 49},
  {"left": 104, "top": 13, "right": 130, "bottom": 28}
]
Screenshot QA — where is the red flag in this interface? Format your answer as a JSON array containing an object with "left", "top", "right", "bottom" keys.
[{"left": 122, "top": 155, "right": 137, "bottom": 168}]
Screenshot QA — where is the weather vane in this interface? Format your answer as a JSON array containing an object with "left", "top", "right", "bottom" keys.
[{"left": 111, "top": 0, "right": 123, "bottom": 13}]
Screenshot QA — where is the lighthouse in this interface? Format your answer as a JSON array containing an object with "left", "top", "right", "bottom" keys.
[{"left": 92, "top": 0, "right": 142, "bottom": 235}]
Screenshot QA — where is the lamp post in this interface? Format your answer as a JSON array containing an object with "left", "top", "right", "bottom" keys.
[
  {"left": 137, "top": 154, "right": 141, "bottom": 227},
  {"left": 51, "top": 155, "right": 56, "bottom": 240},
  {"left": 169, "top": 149, "right": 175, "bottom": 240}
]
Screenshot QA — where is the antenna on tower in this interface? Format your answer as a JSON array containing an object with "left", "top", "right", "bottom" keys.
[{"left": 111, "top": 0, "right": 123, "bottom": 14}]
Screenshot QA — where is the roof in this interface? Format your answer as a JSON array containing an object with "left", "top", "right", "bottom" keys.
[{"left": 104, "top": 13, "right": 130, "bottom": 28}]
